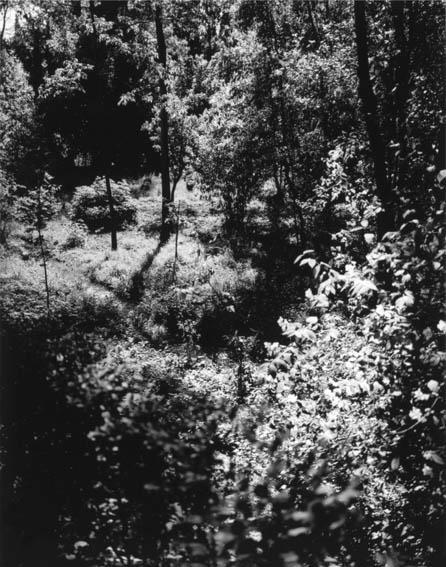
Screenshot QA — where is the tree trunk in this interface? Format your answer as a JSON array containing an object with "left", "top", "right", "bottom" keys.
[
  {"left": 354, "top": 0, "right": 394, "bottom": 237},
  {"left": 36, "top": 186, "right": 50, "bottom": 312},
  {"left": 0, "top": 0, "right": 9, "bottom": 55},
  {"left": 155, "top": 4, "right": 171, "bottom": 244},
  {"left": 307, "top": 1, "right": 320, "bottom": 49},
  {"left": 105, "top": 171, "right": 118, "bottom": 251},
  {"left": 390, "top": 0, "right": 410, "bottom": 195},
  {"left": 171, "top": 201, "right": 180, "bottom": 283},
  {"left": 170, "top": 167, "right": 184, "bottom": 203}
]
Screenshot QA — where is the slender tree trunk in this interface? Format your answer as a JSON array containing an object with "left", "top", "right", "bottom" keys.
[
  {"left": 155, "top": 4, "right": 171, "bottom": 244},
  {"left": 37, "top": 187, "right": 50, "bottom": 312},
  {"left": 170, "top": 167, "right": 183, "bottom": 203},
  {"left": 354, "top": 0, "right": 394, "bottom": 237},
  {"left": 105, "top": 170, "right": 118, "bottom": 251},
  {"left": 0, "top": 0, "right": 9, "bottom": 55},
  {"left": 30, "top": 27, "right": 44, "bottom": 102},
  {"left": 90, "top": 1, "right": 116, "bottom": 251},
  {"left": 37, "top": 226, "right": 50, "bottom": 312},
  {"left": 390, "top": 0, "right": 410, "bottom": 195},
  {"left": 307, "top": 1, "right": 320, "bottom": 48},
  {"left": 171, "top": 201, "right": 180, "bottom": 283}
]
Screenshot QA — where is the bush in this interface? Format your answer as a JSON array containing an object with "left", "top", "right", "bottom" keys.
[
  {"left": 0, "top": 169, "right": 17, "bottom": 244},
  {"left": 60, "top": 221, "right": 87, "bottom": 250},
  {"left": 70, "top": 178, "right": 137, "bottom": 232},
  {"left": 292, "top": 204, "right": 446, "bottom": 564}
]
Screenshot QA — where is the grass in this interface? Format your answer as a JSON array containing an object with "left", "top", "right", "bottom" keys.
[{"left": 0, "top": 178, "right": 222, "bottom": 319}]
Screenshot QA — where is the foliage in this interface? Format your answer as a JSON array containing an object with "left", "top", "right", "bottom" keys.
[
  {"left": 0, "top": 168, "right": 18, "bottom": 243},
  {"left": 0, "top": 1, "right": 445, "bottom": 566},
  {"left": 0, "top": 52, "right": 35, "bottom": 182},
  {"left": 145, "top": 91, "right": 193, "bottom": 197},
  {"left": 293, "top": 205, "right": 446, "bottom": 563},
  {"left": 134, "top": 246, "right": 258, "bottom": 348},
  {"left": 59, "top": 221, "right": 87, "bottom": 250},
  {"left": 193, "top": 37, "right": 269, "bottom": 234},
  {"left": 71, "top": 177, "right": 137, "bottom": 232},
  {"left": 16, "top": 174, "right": 60, "bottom": 230}
]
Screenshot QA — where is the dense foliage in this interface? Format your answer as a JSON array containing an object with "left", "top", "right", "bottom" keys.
[
  {"left": 71, "top": 178, "right": 137, "bottom": 232},
  {"left": 0, "top": 1, "right": 444, "bottom": 567}
]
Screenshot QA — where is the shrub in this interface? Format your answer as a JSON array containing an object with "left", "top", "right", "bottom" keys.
[
  {"left": 0, "top": 169, "right": 17, "bottom": 244},
  {"left": 70, "top": 178, "right": 137, "bottom": 232},
  {"left": 292, "top": 204, "right": 446, "bottom": 564},
  {"left": 60, "top": 221, "right": 87, "bottom": 250},
  {"left": 16, "top": 175, "right": 60, "bottom": 230}
]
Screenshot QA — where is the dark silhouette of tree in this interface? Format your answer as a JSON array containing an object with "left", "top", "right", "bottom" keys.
[
  {"left": 354, "top": 0, "right": 393, "bottom": 237},
  {"left": 155, "top": 3, "right": 171, "bottom": 244}
]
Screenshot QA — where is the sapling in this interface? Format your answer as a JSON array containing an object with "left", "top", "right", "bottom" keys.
[{"left": 18, "top": 174, "right": 58, "bottom": 313}]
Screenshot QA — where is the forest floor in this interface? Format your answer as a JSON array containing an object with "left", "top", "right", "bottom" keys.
[
  {"left": 0, "top": 175, "right": 265, "bottom": 390},
  {"left": 1, "top": 177, "right": 206, "bottom": 309}
]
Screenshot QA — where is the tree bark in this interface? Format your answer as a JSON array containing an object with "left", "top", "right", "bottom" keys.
[
  {"left": 105, "top": 171, "right": 118, "bottom": 251},
  {"left": 390, "top": 0, "right": 410, "bottom": 194},
  {"left": 155, "top": 3, "right": 171, "bottom": 244},
  {"left": 354, "top": 0, "right": 394, "bottom": 237},
  {"left": 90, "top": 1, "right": 116, "bottom": 251},
  {"left": 0, "top": 0, "right": 9, "bottom": 55},
  {"left": 307, "top": 1, "right": 320, "bottom": 49}
]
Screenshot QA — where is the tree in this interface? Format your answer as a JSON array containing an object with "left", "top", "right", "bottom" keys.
[
  {"left": 16, "top": 1, "right": 149, "bottom": 249},
  {"left": 354, "top": 0, "right": 393, "bottom": 237},
  {"left": 154, "top": 2, "right": 171, "bottom": 244},
  {"left": 194, "top": 81, "right": 268, "bottom": 238},
  {"left": 17, "top": 174, "right": 59, "bottom": 311}
]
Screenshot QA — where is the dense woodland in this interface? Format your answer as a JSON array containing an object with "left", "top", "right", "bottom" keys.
[{"left": 0, "top": 1, "right": 445, "bottom": 566}]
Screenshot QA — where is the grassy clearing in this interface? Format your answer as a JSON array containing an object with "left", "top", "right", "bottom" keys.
[{"left": 0, "top": 183, "right": 224, "bottom": 322}]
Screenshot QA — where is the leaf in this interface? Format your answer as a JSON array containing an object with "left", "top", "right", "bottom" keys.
[
  {"left": 288, "top": 527, "right": 310, "bottom": 537},
  {"left": 395, "top": 291, "right": 414, "bottom": 312},
  {"left": 391, "top": 457, "right": 400, "bottom": 470},
  {"left": 436, "top": 169, "right": 446, "bottom": 184},
  {"left": 424, "top": 451, "right": 445, "bottom": 465},
  {"left": 402, "top": 209, "right": 417, "bottom": 220},
  {"left": 427, "top": 380, "right": 440, "bottom": 393},
  {"left": 305, "top": 288, "right": 314, "bottom": 299},
  {"left": 409, "top": 407, "right": 422, "bottom": 421},
  {"left": 382, "top": 231, "right": 399, "bottom": 241},
  {"left": 74, "top": 541, "right": 89, "bottom": 550},
  {"left": 294, "top": 249, "right": 315, "bottom": 264},
  {"left": 299, "top": 258, "right": 317, "bottom": 269},
  {"left": 351, "top": 278, "right": 377, "bottom": 297},
  {"left": 400, "top": 219, "right": 419, "bottom": 234}
]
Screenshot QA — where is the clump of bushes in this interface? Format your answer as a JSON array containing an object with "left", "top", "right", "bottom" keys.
[{"left": 70, "top": 178, "right": 137, "bottom": 232}]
